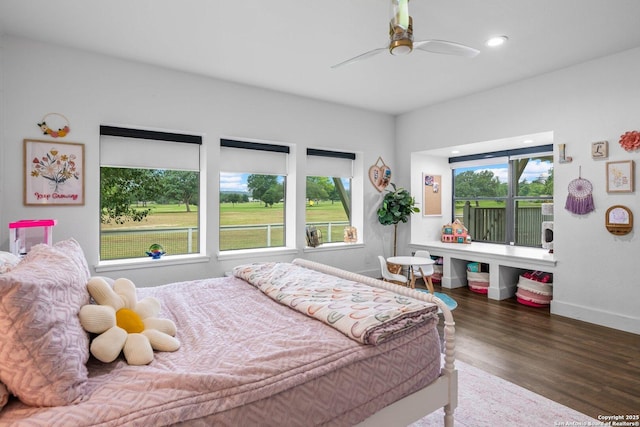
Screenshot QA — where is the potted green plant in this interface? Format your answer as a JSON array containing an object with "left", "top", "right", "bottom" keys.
[{"left": 377, "top": 183, "right": 420, "bottom": 256}]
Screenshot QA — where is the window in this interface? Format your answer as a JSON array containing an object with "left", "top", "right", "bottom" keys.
[
  {"left": 451, "top": 145, "right": 553, "bottom": 247},
  {"left": 99, "top": 126, "right": 202, "bottom": 261},
  {"left": 305, "top": 149, "right": 355, "bottom": 244},
  {"left": 219, "top": 139, "right": 290, "bottom": 251}
]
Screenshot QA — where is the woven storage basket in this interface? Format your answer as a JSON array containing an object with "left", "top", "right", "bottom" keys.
[
  {"left": 517, "top": 276, "right": 553, "bottom": 295},
  {"left": 467, "top": 270, "right": 490, "bottom": 293},
  {"left": 467, "top": 271, "right": 489, "bottom": 283},
  {"left": 468, "top": 283, "right": 489, "bottom": 294},
  {"left": 516, "top": 289, "right": 552, "bottom": 307},
  {"left": 432, "top": 265, "right": 443, "bottom": 283}
]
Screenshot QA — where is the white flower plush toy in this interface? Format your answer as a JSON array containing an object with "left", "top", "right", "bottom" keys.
[{"left": 79, "top": 277, "right": 180, "bottom": 365}]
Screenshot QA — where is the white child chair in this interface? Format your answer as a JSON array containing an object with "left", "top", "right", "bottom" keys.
[
  {"left": 412, "top": 250, "right": 435, "bottom": 294},
  {"left": 378, "top": 256, "right": 408, "bottom": 286},
  {"left": 412, "top": 250, "right": 458, "bottom": 311}
]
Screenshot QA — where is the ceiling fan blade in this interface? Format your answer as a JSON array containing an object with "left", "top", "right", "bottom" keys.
[
  {"left": 414, "top": 40, "right": 480, "bottom": 58},
  {"left": 330, "top": 47, "right": 387, "bottom": 69}
]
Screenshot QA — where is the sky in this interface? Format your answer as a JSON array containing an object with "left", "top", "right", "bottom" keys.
[
  {"left": 220, "top": 172, "right": 248, "bottom": 192},
  {"left": 221, "top": 161, "right": 552, "bottom": 193},
  {"left": 455, "top": 158, "right": 553, "bottom": 183}
]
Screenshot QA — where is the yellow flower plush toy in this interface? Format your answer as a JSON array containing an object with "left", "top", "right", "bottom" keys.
[{"left": 79, "top": 277, "right": 180, "bottom": 365}]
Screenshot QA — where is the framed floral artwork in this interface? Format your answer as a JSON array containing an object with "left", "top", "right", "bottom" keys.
[
  {"left": 606, "top": 160, "right": 634, "bottom": 193},
  {"left": 24, "top": 139, "right": 85, "bottom": 205}
]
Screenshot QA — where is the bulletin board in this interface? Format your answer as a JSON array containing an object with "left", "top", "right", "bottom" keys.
[{"left": 422, "top": 174, "right": 442, "bottom": 216}]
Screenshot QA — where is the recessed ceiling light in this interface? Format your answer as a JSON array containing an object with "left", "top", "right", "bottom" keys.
[
  {"left": 523, "top": 139, "right": 533, "bottom": 144},
  {"left": 451, "top": 150, "right": 460, "bottom": 154},
  {"left": 486, "top": 35, "right": 508, "bottom": 47}
]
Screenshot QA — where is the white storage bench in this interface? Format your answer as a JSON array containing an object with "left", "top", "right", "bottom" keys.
[{"left": 410, "top": 241, "right": 557, "bottom": 300}]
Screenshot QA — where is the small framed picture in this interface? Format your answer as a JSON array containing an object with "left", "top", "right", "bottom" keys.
[
  {"left": 606, "top": 160, "right": 634, "bottom": 193},
  {"left": 591, "top": 141, "right": 608, "bottom": 159},
  {"left": 605, "top": 205, "right": 633, "bottom": 236},
  {"left": 24, "top": 139, "right": 85, "bottom": 205}
]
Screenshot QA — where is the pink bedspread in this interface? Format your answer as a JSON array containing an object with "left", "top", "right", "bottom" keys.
[{"left": 0, "top": 275, "right": 441, "bottom": 426}]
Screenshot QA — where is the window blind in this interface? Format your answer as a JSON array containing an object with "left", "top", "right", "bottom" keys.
[
  {"left": 100, "top": 126, "right": 201, "bottom": 171},
  {"left": 306, "top": 148, "right": 355, "bottom": 178},
  {"left": 220, "top": 139, "right": 289, "bottom": 175}
]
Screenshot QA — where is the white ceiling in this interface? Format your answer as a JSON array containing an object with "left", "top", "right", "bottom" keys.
[{"left": 2, "top": 1, "right": 640, "bottom": 116}]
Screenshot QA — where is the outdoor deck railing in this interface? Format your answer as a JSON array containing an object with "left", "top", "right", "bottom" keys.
[
  {"left": 460, "top": 204, "right": 547, "bottom": 247},
  {"left": 101, "top": 221, "right": 350, "bottom": 259}
]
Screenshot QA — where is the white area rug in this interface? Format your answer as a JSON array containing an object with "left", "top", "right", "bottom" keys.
[{"left": 410, "top": 360, "right": 598, "bottom": 427}]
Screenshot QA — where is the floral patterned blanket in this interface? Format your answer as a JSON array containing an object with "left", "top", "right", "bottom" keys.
[{"left": 233, "top": 262, "right": 438, "bottom": 345}]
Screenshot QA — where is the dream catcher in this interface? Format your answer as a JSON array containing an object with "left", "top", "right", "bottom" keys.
[{"left": 565, "top": 167, "right": 594, "bottom": 215}]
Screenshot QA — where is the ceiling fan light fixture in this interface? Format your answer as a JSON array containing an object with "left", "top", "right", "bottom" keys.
[
  {"left": 330, "top": 1, "right": 480, "bottom": 68},
  {"left": 390, "top": 39, "right": 413, "bottom": 55}
]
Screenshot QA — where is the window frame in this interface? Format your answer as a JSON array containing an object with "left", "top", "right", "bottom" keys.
[
  {"left": 218, "top": 138, "right": 294, "bottom": 253},
  {"left": 305, "top": 148, "right": 356, "bottom": 246},
  {"left": 97, "top": 125, "right": 206, "bottom": 267},
  {"left": 450, "top": 145, "right": 553, "bottom": 247}
]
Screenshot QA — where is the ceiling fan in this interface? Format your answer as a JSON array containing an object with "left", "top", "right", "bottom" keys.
[{"left": 331, "top": 0, "right": 480, "bottom": 68}]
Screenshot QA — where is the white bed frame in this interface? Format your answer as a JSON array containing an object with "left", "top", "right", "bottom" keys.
[{"left": 292, "top": 259, "right": 458, "bottom": 427}]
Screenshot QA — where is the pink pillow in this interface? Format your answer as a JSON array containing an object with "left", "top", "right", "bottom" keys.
[
  {"left": 0, "top": 239, "right": 90, "bottom": 406},
  {"left": 0, "top": 251, "right": 21, "bottom": 274},
  {"left": 0, "top": 381, "right": 9, "bottom": 411}
]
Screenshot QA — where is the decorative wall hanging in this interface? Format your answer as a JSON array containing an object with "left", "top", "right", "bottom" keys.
[
  {"left": 606, "top": 160, "right": 634, "bottom": 193},
  {"left": 422, "top": 173, "right": 442, "bottom": 216},
  {"left": 605, "top": 205, "right": 633, "bottom": 235},
  {"left": 618, "top": 130, "right": 640, "bottom": 152},
  {"left": 37, "top": 113, "right": 71, "bottom": 138},
  {"left": 558, "top": 143, "right": 572, "bottom": 163},
  {"left": 368, "top": 157, "right": 391, "bottom": 192},
  {"left": 24, "top": 139, "right": 85, "bottom": 205},
  {"left": 565, "top": 167, "right": 594, "bottom": 215},
  {"left": 591, "top": 141, "right": 608, "bottom": 159}
]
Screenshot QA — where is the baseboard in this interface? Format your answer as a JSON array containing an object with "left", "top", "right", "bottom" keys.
[{"left": 551, "top": 300, "right": 640, "bottom": 335}]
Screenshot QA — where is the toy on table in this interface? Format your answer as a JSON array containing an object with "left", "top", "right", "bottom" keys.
[
  {"left": 441, "top": 219, "right": 471, "bottom": 244},
  {"left": 9, "top": 219, "right": 57, "bottom": 257},
  {"left": 146, "top": 243, "right": 165, "bottom": 259}
]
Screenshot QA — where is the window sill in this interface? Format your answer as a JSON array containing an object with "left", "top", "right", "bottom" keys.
[
  {"left": 95, "top": 253, "right": 210, "bottom": 273},
  {"left": 303, "top": 242, "right": 364, "bottom": 253},
  {"left": 217, "top": 247, "right": 299, "bottom": 261},
  {"left": 216, "top": 243, "right": 365, "bottom": 261}
]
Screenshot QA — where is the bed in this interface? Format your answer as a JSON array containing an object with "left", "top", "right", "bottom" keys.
[{"left": 0, "top": 240, "right": 457, "bottom": 426}]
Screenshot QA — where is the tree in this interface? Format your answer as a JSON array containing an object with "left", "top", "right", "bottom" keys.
[
  {"left": 100, "top": 167, "right": 152, "bottom": 224},
  {"left": 454, "top": 170, "right": 503, "bottom": 197},
  {"left": 543, "top": 167, "right": 554, "bottom": 196},
  {"left": 247, "top": 174, "right": 281, "bottom": 207},
  {"left": 162, "top": 170, "right": 199, "bottom": 211},
  {"left": 306, "top": 178, "right": 329, "bottom": 202},
  {"left": 221, "top": 192, "right": 247, "bottom": 205},
  {"left": 261, "top": 183, "right": 284, "bottom": 207}
]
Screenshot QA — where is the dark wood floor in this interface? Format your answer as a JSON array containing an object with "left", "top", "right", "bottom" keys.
[{"left": 423, "top": 282, "right": 640, "bottom": 419}]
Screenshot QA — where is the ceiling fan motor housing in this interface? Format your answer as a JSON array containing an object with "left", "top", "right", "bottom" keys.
[{"left": 389, "top": 16, "right": 413, "bottom": 55}]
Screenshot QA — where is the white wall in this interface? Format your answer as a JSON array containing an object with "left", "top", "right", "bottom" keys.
[
  {"left": 2, "top": 35, "right": 638, "bottom": 334},
  {"left": 0, "top": 36, "right": 397, "bottom": 285},
  {"left": 396, "top": 47, "right": 640, "bottom": 334}
]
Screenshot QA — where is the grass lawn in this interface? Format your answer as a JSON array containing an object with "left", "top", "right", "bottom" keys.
[
  {"left": 101, "top": 204, "right": 198, "bottom": 230},
  {"left": 101, "top": 201, "right": 350, "bottom": 258}
]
